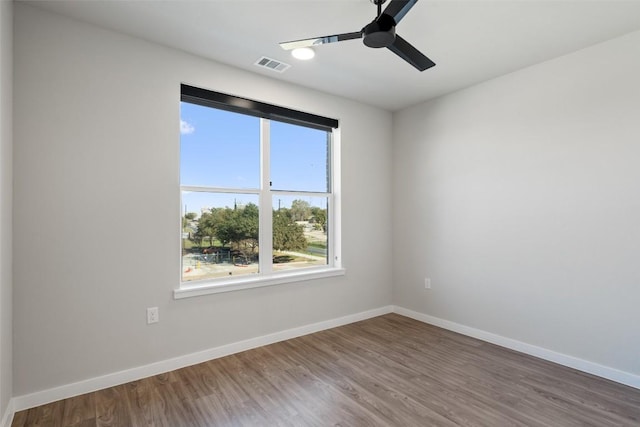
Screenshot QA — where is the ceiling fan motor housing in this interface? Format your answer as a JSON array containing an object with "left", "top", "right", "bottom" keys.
[{"left": 363, "top": 14, "right": 397, "bottom": 48}]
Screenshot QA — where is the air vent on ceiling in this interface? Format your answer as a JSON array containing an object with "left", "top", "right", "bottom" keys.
[{"left": 254, "top": 56, "right": 291, "bottom": 73}]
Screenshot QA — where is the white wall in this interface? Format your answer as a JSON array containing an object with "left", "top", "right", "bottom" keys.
[
  {"left": 13, "top": 4, "right": 392, "bottom": 396},
  {"left": 393, "top": 30, "right": 640, "bottom": 376},
  {"left": 0, "top": 0, "right": 13, "bottom": 420}
]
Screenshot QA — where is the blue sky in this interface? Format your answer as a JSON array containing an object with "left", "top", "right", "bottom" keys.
[{"left": 180, "top": 102, "right": 329, "bottom": 216}]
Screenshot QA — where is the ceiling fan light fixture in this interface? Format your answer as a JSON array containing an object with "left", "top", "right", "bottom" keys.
[{"left": 291, "top": 47, "right": 315, "bottom": 60}]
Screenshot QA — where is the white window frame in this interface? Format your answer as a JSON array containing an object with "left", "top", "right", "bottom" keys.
[{"left": 175, "top": 86, "right": 344, "bottom": 299}]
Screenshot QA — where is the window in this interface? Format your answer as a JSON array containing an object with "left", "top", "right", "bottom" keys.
[{"left": 177, "top": 84, "right": 343, "bottom": 297}]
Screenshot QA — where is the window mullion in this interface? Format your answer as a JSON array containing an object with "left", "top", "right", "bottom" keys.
[
  {"left": 259, "top": 119, "right": 273, "bottom": 274},
  {"left": 330, "top": 129, "right": 341, "bottom": 268}
]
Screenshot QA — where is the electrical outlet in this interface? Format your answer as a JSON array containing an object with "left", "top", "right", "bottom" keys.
[
  {"left": 424, "top": 278, "right": 431, "bottom": 289},
  {"left": 147, "top": 307, "right": 159, "bottom": 324}
]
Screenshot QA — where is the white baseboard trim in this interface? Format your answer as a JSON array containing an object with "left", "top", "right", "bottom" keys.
[
  {"left": 0, "top": 398, "right": 14, "bottom": 427},
  {"left": 393, "top": 306, "right": 640, "bottom": 390},
  {"left": 13, "top": 305, "right": 394, "bottom": 412}
]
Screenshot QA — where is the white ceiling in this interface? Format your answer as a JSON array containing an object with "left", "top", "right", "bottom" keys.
[{"left": 22, "top": 0, "right": 640, "bottom": 111}]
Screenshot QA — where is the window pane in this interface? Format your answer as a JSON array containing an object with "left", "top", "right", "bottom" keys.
[
  {"left": 272, "top": 195, "right": 328, "bottom": 272},
  {"left": 180, "top": 102, "right": 260, "bottom": 189},
  {"left": 270, "top": 121, "right": 329, "bottom": 192},
  {"left": 182, "top": 191, "right": 259, "bottom": 282}
]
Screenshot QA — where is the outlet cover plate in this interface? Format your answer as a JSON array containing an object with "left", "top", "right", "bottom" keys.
[{"left": 147, "top": 307, "right": 159, "bottom": 324}]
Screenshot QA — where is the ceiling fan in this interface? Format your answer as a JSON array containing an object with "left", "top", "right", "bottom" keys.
[{"left": 279, "top": 0, "right": 435, "bottom": 71}]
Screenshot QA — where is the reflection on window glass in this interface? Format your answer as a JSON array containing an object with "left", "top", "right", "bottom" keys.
[
  {"left": 182, "top": 192, "right": 259, "bottom": 282},
  {"left": 180, "top": 102, "right": 260, "bottom": 189},
  {"left": 272, "top": 195, "right": 328, "bottom": 273},
  {"left": 270, "top": 121, "right": 329, "bottom": 192}
]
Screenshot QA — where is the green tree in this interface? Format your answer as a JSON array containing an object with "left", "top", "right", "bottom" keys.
[
  {"left": 290, "top": 199, "right": 311, "bottom": 221},
  {"left": 182, "top": 212, "right": 197, "bottom": 231},
  {"left": 195, "top": 210, "right": 216, "bottom": 247},
  {"left": 238, "top": 203, "right": 260, "bottom": 253},
  {"left": 273, "top": 209, "right": 307, "bottom": 252},
  {"left": 212, "top": 210, "right": 232, "bottom": 247},
  {"left": 216, "top": 203, "right": 259, "bottom": 254},
  {"left": 310, "top": 207, "right": 327, "bottom": 232},
  {"left": 190, "top": 228, "right": 204, "bottom": 247}
]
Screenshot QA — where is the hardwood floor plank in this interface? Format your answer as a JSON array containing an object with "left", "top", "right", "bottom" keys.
[
  {"left": 175, "top": 365, "right": 238, "bottom": 426},
  {"left": 23, "top": 399, "right": 64, "bottom": 427},
  {"left": 61, "top": 393, "right": 95, "bottom": 427},
  {"left": 10, "top": 409, "right": 28, "bottom": 427},
  {"left": 95, "top": 385, "right": 132, "bottom": 427},
  {"left": 202, "top": 356, "right": 272, "bottom": 426},
  {"left": 13, "top": 314, "right": 640, "bottom": 426},
  {"left": 298, "top": 328, "right": 531, "bottom": 426},
  {"left": 121, "top": 379, "right": 157, "bottom": 427},
  {"left": 280, "top": 338, "right": 459, "bottom": 426},
  {"left": 147, "top": 372, "right": 201, "bottom": 427},
  {"left": 225, "top": 352, "right": 314, "bottom": 421}
]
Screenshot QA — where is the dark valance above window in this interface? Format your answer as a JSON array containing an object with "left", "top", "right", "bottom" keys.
[{"left": 181, "top": 84, "right": 339, "bottom": 132}]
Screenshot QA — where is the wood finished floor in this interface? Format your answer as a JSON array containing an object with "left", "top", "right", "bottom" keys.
[{"left": 12, "top": 314, "right": 640, "bottom": 426}]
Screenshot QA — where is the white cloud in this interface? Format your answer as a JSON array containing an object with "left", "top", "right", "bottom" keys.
[{"left": 180, "top": 119, "right": 195, "bottom": 135}]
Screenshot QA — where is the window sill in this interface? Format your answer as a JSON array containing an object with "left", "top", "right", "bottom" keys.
[{"left": 174, "top": 267, "right": 346, "bottom": 299}]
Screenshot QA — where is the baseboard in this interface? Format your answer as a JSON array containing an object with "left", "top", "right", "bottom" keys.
[
  {"left": 393, "top": 306, "right": 640, "bottom": 390},
  {"left": 13, "top": 305, "right": 394, "bottom": 412},
  {"left": 0, "top": 398, "right": 14, "bottom": 427}
]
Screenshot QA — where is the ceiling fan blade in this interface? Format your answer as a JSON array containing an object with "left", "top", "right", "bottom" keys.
[
  {"left": 280, "top": 32, "right": 362, "bottom": 50},
  {"left": 382, "top": 0, "right": 418, "bottom": 24},
  {"left": 387, "top": 34, "right": 435, "bottom": 71}
]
